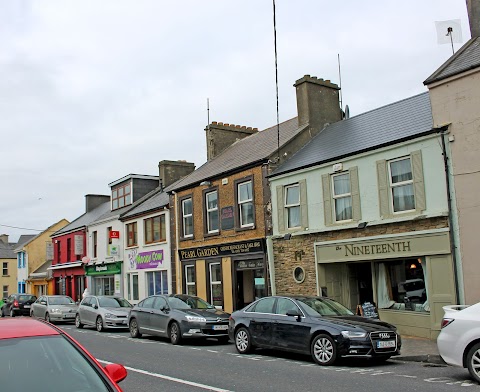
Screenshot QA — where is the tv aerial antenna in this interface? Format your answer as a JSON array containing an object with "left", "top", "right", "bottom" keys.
[{"left": 435, "top": 19, "right": 463, "bottom": 55}]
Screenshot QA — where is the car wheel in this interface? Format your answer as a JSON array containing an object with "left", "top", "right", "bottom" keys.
[
  {"left": 169, "top": 321, "right": 182, "bottom": 345},
  {"left": 96, "top": 316, "right": 104, "bottom": 332},
  {"left": 129, "top": 318, "right": 142, "bottom": 338},
  {"left": 30, "top": 310, "right": 34, "bottom": 317},
  {"left": 75, "top": 314, "right": 84, "bottom": 329},
  {"left": 467, "top": 343, "right": 480, "bottom": 383},
  {"left": 9, "top": 308, "right": 15, "bottom": 317},
  {"left": 45, "top": 313, "right": 51, "bottom": 323},
  {"left": 235, "top": 327, "right": 253, "bottom": 354},
  {"left": 311, "top": 334, "right": 337, "bottom": 366}
]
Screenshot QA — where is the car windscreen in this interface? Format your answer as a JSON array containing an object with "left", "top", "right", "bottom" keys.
[
  {"left": 0, "top": 335, "right": 113, "bottom": 392},
  {"left": 98, "top": 297, "right": 132, "bottom": 308},
  {"left": 18, "top": 295, "right": 36, "bottom": 302},
  {"left": 179, "top": 296, "right": 215, "bottom": 309},
  {"left": 49, "top": 296, "right": 75, "bottom": 305},
  {"left": 298, "top": 298, "right": 354, "bottom": 317},
  {"left": 167, "top": 297, "right": 191, "bottom": 310}
]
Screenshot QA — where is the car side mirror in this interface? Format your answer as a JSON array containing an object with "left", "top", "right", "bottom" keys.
[
  {"left": 161, "top": 306, "right": 169, "bottom": 312},
  {"left": 286, "top": 309, "right": 302, "bottom": 320},
  {"left": 104, "top": 363, "right": 128, "bottom": 383},
  {"left": 94, "top": 305, "right": 99, "bottom": 309}
]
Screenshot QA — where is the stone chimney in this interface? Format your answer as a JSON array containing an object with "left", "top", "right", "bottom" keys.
[
  {"left": 294, "top": 75, "right": 342, "bottom": 130},
  {"left": 0, "top": 234, "right": 8, "bottom": 245},
  {"left": 205, "top": 122, "right": 258, "bottom": 161},
  {"left": 467, "top": 0, "right": 480, "bottom": 38},
  {"left": 85, "top": 194, "right": 110, "bottom": 213},
  {"left": 158, "top": 160, "right": 195, "bottom": 188}
]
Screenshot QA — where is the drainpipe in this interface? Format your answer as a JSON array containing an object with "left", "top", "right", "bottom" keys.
[
  {"left": 172, "top": 191, "right": 182, "bottom": 294},
  {"left": 266, "top": 236, "right": 276, "bottom": 295},
  {"left": 438, "top": 126, "right": 462, "bottom": 304}
]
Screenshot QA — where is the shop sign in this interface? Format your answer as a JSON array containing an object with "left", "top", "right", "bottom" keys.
[
  {"left": 110, "top": 230, "right": 120, "bottom": 239},
  {"left": 85, "top": 262, "right": 122, "bottom": 276},
  {"left": 127, "top": 249, "right": 164, "bottom": 270},
  {"left": 315, "top": 230, "right": 451, "bottom": 263},
  {"left": 179, "top": 239, "right": 265, "bottom": 261},
  {"left": 74, "top": 235, "right": 84, "bottom": 255},
  {"left": 236, "top": 259, "right": 264, "bottom": 270},
  {"left": 109, "top": 245, "right": 119, "bottom": 256}
]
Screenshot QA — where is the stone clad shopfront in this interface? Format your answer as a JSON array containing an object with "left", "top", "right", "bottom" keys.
[
  {"left": 315, "top": 228, "right": 455, "bottom": 339},
  {"left": 179, "top": 239, "right": 267, "bottom": 313}
]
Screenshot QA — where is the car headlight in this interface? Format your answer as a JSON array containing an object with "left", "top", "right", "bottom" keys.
[
  {"left": 341, "top": 330, "right": 367, "bottom": 339},
  {"left": 50, "top": 308, "right": 62, "bottom": 314},
  {"left": 105, "top": 313, "right": 117, "bottom": 318},
  {"left": 185, "top": 315, "right": 206, "bottom": 323}
]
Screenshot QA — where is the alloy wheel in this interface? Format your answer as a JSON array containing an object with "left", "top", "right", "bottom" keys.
[
  {"left": 312, "top": 335, "right": 336, "bottom": 366},
  {"left": 235, "top": 327, "right": 252, "bottom": 354},
  {"left": 467, "top": 343, "right": 480, "bottom": 383},
  {"left": 75, "top": 314, "right": 83, "bottom": 328},
  {"left": 96, "top": 317, "right": 104, "bottom": 332},
  {"left": 170, "top": 322, "right": 181, "bottom": 345}
]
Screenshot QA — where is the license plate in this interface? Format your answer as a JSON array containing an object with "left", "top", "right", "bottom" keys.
[
  {"left": 63, "top": 314, "right": 75, "bottom": 318},
  {"left": 377, "top": 340, "right": 396, "bottom": 348},
  {"left": 212, "top": 325, "right": 228, "bottom": 330},
  {"left": 23, "top": 305, "right": 30, "bottom": 309}
]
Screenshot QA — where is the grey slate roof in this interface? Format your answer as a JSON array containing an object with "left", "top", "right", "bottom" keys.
[
  {"left": 166, "top": 118, "right": 307, "bottom": 191},
  {"left": 270, "top": 92, "right": 434, "bottom": 177},
  {"left": 52, "top": 201, "right": 111, "bottom": 236},
  {"left": 0, "top": 241, "right": 16, "bottom": 259},
  {"left": 121, "top": 187, "right": 170, "bottom": 220},
  {"left": 10, "top": 235, "right": 36, "bottom": 253},
  {"left": 424, "top": 37, "right": 480, "bottom": 85}
]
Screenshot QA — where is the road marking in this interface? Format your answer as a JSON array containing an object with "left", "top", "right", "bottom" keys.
[{"left": 98, "top": 359, "right": 233, "bottom": 391}]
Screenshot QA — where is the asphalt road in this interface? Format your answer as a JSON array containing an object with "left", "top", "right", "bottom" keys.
[{"left": 59, "top": 325, "right": 479, "bottom": 392}]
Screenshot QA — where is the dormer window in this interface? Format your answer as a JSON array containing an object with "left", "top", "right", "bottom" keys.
[{"left": 112, "top": 183, "right": 131, "bottom": 210}]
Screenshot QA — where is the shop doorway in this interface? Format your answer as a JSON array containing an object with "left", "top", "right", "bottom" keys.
[
  {"left": 235, "top": 266, "right": 266, "bottom": 310},
  {"left": 348, "top": 262, "right": 374, "bottom": 306}
]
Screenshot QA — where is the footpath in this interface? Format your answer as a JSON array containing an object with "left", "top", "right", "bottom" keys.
[{"left": 397, "top": 335, "right": 444, "bottom": 364}]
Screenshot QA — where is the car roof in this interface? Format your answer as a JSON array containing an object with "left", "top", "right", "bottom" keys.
[{"left": 0, "top": 318, "right": 60, "bottom": 340}]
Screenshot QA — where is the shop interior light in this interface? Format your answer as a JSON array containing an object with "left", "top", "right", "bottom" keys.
[{"left": 410, "top": 263, "right": 417, "bottom": 269}]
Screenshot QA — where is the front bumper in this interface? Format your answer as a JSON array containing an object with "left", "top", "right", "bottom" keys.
[
  {"left": 337, "top": 332, "right": 402, "bottom": 358},
  {"left": 105, "top": 317, "right": 129, "bottom": 328},
  {"left": 180, "top": 320, "right": 229, "bottom": 339},
  {"left": 49, "top": 313, "right": 77, "bottom": 322}
]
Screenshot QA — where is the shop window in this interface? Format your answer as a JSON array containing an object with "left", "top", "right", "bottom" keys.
[
  {"left": 126, "top": 222, "right": 138, "bottom": 247},
  {"left": 181, "top": 197, "right": 194, "bottom": 238},
  {"left": 237, "top": 180, "right": 254, "bottom": 228},
  {"left": 276, "top": 180, "right": 308, "bottom": 232},
  {"left": 209, "top": 263, "right": 223, "bottom": 308},
  {"left": 2, "top": 262, "right": 8, "bottom": 276},
  {"left": 146, "top": 270, "right": 168, "bottom": 296},
  {"left": 205, "top": 190, "right": 219, "bottom": 234},
  {"left": 185, "top": 265, "right": 196, "bottom": 295},
  {"left": 94, "top": 277, "right": 114, "bottom": 296},
  {"left": 377, "top": 151, "right": 425, "bottom": 218},
  {"left": 2, "top": 285, "right": 8, "bottom": 299},
  {"left": 112, "top": 183, "right": 131, "bottom": 210},
  {"left": 144, "top": 215, "right": 166, "bottom": 244},
  {"left": 375, "top": 258, "right": 429, "bottom": 312}
]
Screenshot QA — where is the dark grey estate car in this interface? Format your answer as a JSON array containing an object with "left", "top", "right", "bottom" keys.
[{"left": 128, "top": 294, "right": 230, "bottom": 344}]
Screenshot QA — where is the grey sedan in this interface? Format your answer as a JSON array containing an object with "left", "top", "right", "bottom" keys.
[
  {"left": 75, "top": 295, "right": 132, "bottom": 332},
  {"left": 31, "top": 295, "right": 78, "bottom": 323}
]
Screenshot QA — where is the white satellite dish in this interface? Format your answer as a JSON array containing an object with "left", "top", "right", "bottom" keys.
[{"left": 435, "top": 19, "right": 463, "bottom": 45}]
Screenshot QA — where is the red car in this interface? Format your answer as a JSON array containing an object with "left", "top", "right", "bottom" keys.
[{"left": 0, "top": 317, "right": 127, "bottom": 391}]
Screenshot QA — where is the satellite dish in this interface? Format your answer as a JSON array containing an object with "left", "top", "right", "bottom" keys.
[
  {"left": 435, "top": 20, "right": 463, "bottom": 44},
  {"left": 344, "top": 105, "right": 350, "bottom": 119}
]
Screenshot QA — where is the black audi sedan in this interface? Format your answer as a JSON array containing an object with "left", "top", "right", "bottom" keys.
[
  {"left": 128, "top": 294, "right": 230, "bottom": 344},
  {"left": 228, "top": 296, "right": 401, "bottom": 365}
]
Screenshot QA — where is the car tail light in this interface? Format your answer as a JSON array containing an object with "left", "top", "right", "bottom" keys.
[
  {"left": 13, "top": 300, "right": 19, "bottom": 307},
  {"left": 441, "top": 318, "right": 454, "bottom": 328}
]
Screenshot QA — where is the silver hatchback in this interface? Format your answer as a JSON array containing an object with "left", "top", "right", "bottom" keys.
[
  {"left": 31, "top": 295, "right": 78, "bottom": 323},
  {"left": 75, "top": 295, "right": 132, "bottom": 332}
]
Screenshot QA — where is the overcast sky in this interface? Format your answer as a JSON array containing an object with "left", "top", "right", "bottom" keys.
[{"left": 0, "top": 1, "right": 470, "bottom": 243}]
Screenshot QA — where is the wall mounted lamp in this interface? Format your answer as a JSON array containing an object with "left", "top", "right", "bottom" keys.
[
  {"left": 284, "top": 233, "right": 292, "bottom": 240},
  {"left": 200, "top": 180, "right": 212, "bottom": 186},
  {"left": 357, "top": 222, "right": 368, "bottom": 229}
]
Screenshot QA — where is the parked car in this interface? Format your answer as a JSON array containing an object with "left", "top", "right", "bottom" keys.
[
  {"left": 31, "top": 295, "right": 78, "bottom": 323},
  {"left": 1, "top": 293, "right": 37, "bottom": 317},
  {"left": 75, "top": 295, "right": 132, "bottom": 332},
  {"left": 128, "top": 294, "right": 230, "bottom": 344},
  {"left": 437, "top": 303, "right": 480, "bottom": 383},
  {"left": 228, "top": 295, "right": 401, "bottom": 366},
  {"left": 0, "top": 317, "right": 127, "bottom": 391}
]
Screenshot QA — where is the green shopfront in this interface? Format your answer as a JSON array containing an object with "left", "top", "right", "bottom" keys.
[
  {"left": 315, "top": 228, "right": 456, "bottom": 339},
  {"left": 85, "top": 262, "right": 123, "bottom": 297}
]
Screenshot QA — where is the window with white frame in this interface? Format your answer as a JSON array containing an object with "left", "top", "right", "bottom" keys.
[
  {"left": 285, "top": 184, "right": 300, "bottom": 228},
  {"left": 185, "top": 265, "right": 196, "bottom": 295},
  {"left": 332, "top": 173, "right": 352, "bottom": 221},
  {"left": 112, "top": 183, "right": 131, "bottom": 210},
  {"left": 206, "top": 191, "right": 219, "bottom": 233},
  {"left": 127, "top": 273, "right": 139, "bottom": 301},
  {"left": 209, "top": 263, "right": 223, "bottom": 308},
  {"left": 2, "top": 262, "right": 8, "bottom": 276},
  {"left": 389, "top": 157, "right": 415, "bottom": 212},
  {"left": 2, "top": 285, "right": 8, "bottom": 299},
  {"left": 144, "top": 215, "right": 166, "bottom": 244},
  {"left": 146, "top": 270, "right": 168, "bottom": 296},
  {"left": 238, "top": 180, "right": 254, "bottom": 227},
  {"left": 182, "top": 198, "right": 193, "bottom": 237}
]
